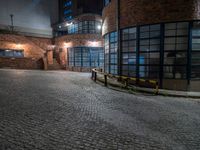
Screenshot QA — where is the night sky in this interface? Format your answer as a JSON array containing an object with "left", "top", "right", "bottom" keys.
[{"left": 0, "top": 0, "right": 58, "bottom": 30}]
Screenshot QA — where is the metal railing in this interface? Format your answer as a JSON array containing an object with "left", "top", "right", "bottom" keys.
[{"left": 91, "top": 68, "right": 159, "bottom": 94}]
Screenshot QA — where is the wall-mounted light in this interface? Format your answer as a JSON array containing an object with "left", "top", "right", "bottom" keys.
[
  {"left": 65, "top": 22, "right": 73, "bottom": 27},
  {"left": 16, "top": 44, "right": 22, "bottom": 48},
  {"left": 97, "top": 25, "right": 102, "bottom": 30},
  {"left": 88, "top": 41, "right": 100, "bottom": 47},
  {"left": 48, "top": 45, "right": 56, "bottom": 50},
  {"left": 58, "top": 25, "right": 62, "bottom": 29},
  {"left": 64, "top": 42, "right": 73, "bottom": 48}
]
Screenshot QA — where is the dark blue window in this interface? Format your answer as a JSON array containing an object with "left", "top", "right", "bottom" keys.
[
  {"left": 65, "top": 15, "right": 73, "bottom": 21},
  {"left": 64, "top": 9, "right": 72, "bottom": 15},
  {"left": 68, "top": 47, "right": 104, "bottom": 68},
  {"left": 0, "top": 49, "right": 24, "bottom": 58},
  {"left": 64, "top": 1, "right": 72, "bottom": 7}
]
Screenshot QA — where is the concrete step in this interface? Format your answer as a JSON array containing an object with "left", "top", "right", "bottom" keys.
[{"left": 47, "top": 59, "right": 65, "bottom": 70}]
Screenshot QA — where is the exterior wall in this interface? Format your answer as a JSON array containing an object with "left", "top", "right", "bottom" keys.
[
  {"left": 0, "top": 57, "right": 43, "bottom": 69},
  {"left": 0, "top": 33, "right": 52, "bottom": 69},
  {"left": 102, "top": 0, "right": 117, "bottom": 35},
  {"left": 47, "top": 50, "right": 53, "bottom": 65},
  {"left": 54, "top": 13, "right": 102, "bottom": 33},
  {"left": 190, "top": 80, "right": 200, "bottom": 92},
  {"left": 102, "top": 0, "right": 200, "bottom": 36},
  {"left": 55, "top": 34, "right": 102, "bottom": 48},
  {"left": 162, "top": 80, "right": 188, "bottom": 91},
  {"left": 59, "top": 0, "right": 103, "bottom": 22},
  {"left": 102, "top": 0, "right": 200, "bottom": 92},
  {"left": 54, "top": 33, "right": 103, "bottom": 71},
  {"left": 74, "top": 14, "right": 102, "bottom": 22}
]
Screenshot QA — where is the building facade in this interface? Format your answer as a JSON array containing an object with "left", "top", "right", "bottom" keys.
[
  {"left": 0, "top": 0, "right": 58, "bottom": 70},
  {"left": 0, "top": 0, "right": 103, "bottom": 71},
  {"left": 53, "top": 0, "right": 104, "bottom": 72},
  {"left": 59, "top": 0, "right": 103, "bottom": 22},
  {"left": 54, "top": 14, "right": 103, "bottom": 72},
  {"left": 102, "top": 0, "right": 200, "bottom": 91}
]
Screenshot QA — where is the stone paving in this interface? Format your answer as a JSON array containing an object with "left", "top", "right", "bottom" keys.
[{"left": 0, "top": 69, "right": 200, "bottom": 150}]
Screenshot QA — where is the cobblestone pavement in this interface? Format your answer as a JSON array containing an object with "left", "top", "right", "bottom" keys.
[{"left": 0, "top": 69, "right": 200, "bottom": 150}]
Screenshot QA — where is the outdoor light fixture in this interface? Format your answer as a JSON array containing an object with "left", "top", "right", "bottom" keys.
[
  {"left": 16, "top": 44, "right": 22, "bottom": 48},
  {"left": 65, "top": 22, "right": 73, "bottom": 27},
  {"left": 64, "top": 42, "right": 73, "bottom": 48},
  {"left": 97, "top": 25, "right": 102, "bottom": 30},
  {"left": 48, "top": 45, "right": 56, "bottom": 50},
  {"left": 58, "top": 25, "right": 62, "bottom": 29},
  {"left": 88, "top": 41, "right": 99, "bottom": 47}
]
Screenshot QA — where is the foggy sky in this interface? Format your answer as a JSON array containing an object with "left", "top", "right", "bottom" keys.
[{"left": 0, "top": 0, "right": 58, "bottom": 31}]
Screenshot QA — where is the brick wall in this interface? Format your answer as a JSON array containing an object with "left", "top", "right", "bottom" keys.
[
  {"left": 0, "top": 57, "right": 43, "bottom": 69},
  {"left": 102, "top": 0, "right": 117, "bottom": 36},
  {"left": 102, "top": 0, "right": 200, "bottom": 36},
  {"left": 54, "top": 33, "right": 103, "bottom": 69},
  {"left": 55, "top": 34, "right": 103, "bottom": 48},
  {"left": 0, "top": 33, "right": 52, "bottom": 69}
]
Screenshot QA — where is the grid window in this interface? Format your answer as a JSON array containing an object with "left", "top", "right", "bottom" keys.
[
  {"left": 0, "top": 49, "right": 24, "bottom": 58},
  {"left": 82, "top": 21, "right": 88, "bottom": 33},
  {"left": 68, "top": 47, "right": 104, "bottom": 68},
  {"left": 82, "top": 48, "right": 90, "bottom": 67},
  {"left": 58, "top": 21, "right": 102, "bottom": 35},
  {"left": 164, "top": 22, "right": 189, "bottom": 79},
  {"left": 110, "top": 32, "right": 118, "bottom": 74},
  {"left": 122, "top": 27, "right": 137, "bottom": 77},
  {"left": 89, "top": 21, "right": 95, "bottom": 34},
  {"left": 74, "top": 48, "right": 82, "bottom": 67},
  {"left": 68, "top": 48, "right": 74, "bottom": 66},
  {"left": 139, "top": 24, "right": 161, "bottom": 79},
  {"left": 104, "top": 34, "right": 110, "bottom": 73},
  {"left": 192, "top": 21, "right": 200, "bottom": 79}
]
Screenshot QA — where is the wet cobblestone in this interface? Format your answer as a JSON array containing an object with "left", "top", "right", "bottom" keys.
[{"left": 0, "top": 69, "right": 200, "bottom": 150}]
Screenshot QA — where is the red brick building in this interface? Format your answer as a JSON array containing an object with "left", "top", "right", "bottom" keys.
[
  {"left": 102, "top": 0, "right": 200, "bottom": 91},
  {"left": 53, "top": 14, "right": 103, "bottom": 72}
]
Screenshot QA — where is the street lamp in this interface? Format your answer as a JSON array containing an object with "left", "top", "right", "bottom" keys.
[{"left": 10, "top": 14, "right": 14, "bottom": 32}]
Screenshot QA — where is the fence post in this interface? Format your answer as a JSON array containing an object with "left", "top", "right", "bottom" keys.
[
  {"left": 125, "top": 78, "right": 129, "bottom": 88},
  {"left": 155, "top": 81, "right": 159, "bottom": 95},
  {"left": 91, "top": 70, "right": 94, "bottom": 79},
  {"left": 94, "top": 72, "right": 97, "bottom": 82},
  {"left": 104, "top": 75, "right": 107, "bottom": 86}
]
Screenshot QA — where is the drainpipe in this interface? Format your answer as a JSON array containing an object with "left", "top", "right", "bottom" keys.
[{"left": 116, "top": 0, "right": 121, "bottom": 76}]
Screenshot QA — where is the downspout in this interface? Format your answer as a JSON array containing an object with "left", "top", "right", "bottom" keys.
[{"left": 116, "top": 0, "right": 121, "bottom": 76}]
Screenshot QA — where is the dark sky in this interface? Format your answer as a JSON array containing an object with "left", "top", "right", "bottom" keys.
[
  {"left": 77, "top": 0, "right": 103, "bottom": 15},
  {"left": 0, "top": 0, "right": 58, "bottom": 29}
]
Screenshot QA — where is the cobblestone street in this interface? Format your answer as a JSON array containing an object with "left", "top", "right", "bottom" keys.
[{"left": 0, "top": 69, "right": 200, "bottom": 150}]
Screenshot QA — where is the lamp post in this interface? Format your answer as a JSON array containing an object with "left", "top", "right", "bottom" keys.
[{"left": 10, "top": 14, "right": 14, "bottom": 32}]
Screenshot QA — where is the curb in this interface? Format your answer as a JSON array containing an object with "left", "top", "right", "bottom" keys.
[{"left": 95, "top": 77, "right": 200, "bottom": 99}]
